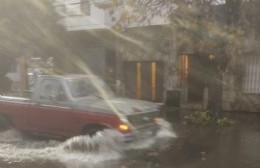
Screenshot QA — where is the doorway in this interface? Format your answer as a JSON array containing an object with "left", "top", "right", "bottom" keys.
[
  {"left": 179, "top": 54, "right": 206, "bottom": 103},
  {"left": 123, "top": 61, "right": 164, "bottom": 102}
]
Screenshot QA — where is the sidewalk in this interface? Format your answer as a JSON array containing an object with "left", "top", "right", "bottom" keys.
[{"left": 161, "top": 105, "right": 260, "bottom": 124}]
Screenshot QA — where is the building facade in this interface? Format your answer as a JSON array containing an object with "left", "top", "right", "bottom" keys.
[{"left": 53, "top": 0, "right": 260, "bottom": 112}]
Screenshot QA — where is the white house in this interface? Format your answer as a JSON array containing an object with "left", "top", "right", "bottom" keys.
[
  {"left": 53, "top": 0, "right": 178, "bottom": 104},
  {"left": 53, "top": 0, "right": 172, "bottom": 31},
  {"left": 53, "top": 0, "right": 260, "bottom": 112}
]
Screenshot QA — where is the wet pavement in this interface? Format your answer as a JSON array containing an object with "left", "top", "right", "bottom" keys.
[{"left": 0, "top": 109, "right": 259, "bottom": 168}]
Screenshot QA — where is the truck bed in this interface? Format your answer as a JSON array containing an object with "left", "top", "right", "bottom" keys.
[{"left": 0, "top": 95, "right": 31, "bottom": 104}]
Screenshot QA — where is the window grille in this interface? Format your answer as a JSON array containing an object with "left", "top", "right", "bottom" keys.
[{"left": 242, "top": 55, "right": 260, "bottom": 93}]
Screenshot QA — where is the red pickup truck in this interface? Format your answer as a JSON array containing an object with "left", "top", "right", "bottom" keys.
[{"left": 0, "top": 75, "right": 160, "bottom": 141}]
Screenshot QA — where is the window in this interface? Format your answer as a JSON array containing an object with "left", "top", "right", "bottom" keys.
[
  {"left": 70, "top": 79, "right": 94, "bottom": 97},
  {"left": 66, "top": 78, "right": 115, "bottom": 99},
  {"left": 81, "top": 0, "right": 91, "bottom": 15},
  {"left": 39, "top": 79, "right": 66, "bottom": 101},
  {"left": 66, "top": 1, "right": 81, "bottom": 16},
  {"left": 242, "top": 55, "right": 260, "bottom": 93}
]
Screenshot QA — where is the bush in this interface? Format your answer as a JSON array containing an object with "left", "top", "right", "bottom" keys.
[{"left": 184, "top": 110, "right": 235, "bottom": 126}]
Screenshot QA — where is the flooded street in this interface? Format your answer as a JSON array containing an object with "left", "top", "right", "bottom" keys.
[
  {"left": 0, "top": 112, "right": 259, "bottom": 168},
  {"left": 0, "top": 1, "right": 260, "bottom": 168}
]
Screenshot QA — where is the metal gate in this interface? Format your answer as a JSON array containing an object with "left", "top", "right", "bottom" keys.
[
  {"left": 243, "top": 55, "right": 260, "bottom": 93},
  {"left": 123, "top": 61, "right": 164, "bottom": 102}
]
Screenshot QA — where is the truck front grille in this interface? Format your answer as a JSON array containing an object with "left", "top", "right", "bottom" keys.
[{"left": 127, "top": 111, "right": 159, "bottom": 126}]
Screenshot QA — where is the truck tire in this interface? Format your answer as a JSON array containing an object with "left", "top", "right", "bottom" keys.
[
  {"left": 0, "top": 116, "right": 11, "bottom": 132},
  {"left": 83, "top": 126, "right": 105, "bottom": 137}
]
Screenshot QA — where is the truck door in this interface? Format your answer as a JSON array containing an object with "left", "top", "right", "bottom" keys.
[{"left": 29, "top": 79, "right": 76, "bottom": 136}]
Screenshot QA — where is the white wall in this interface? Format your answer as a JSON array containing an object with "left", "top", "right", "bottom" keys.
[
  {"left": 54, "top": 0, "right": 172, "bottom": 31},
  {"left": 54, "top": 0, "right": 109, "bottom": 30}
]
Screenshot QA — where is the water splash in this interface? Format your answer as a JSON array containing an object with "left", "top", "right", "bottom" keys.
[
  {"left": 125, "top": 118, "right": 177, "bottom": 150},
  {"left": 0, "top": 129, "right": 123, "bottom": 167},
  {"left": 60, "top": 129, "right": 123, "bottom": 156},
  {"left": 0, "top": 129, "right": 60, "bottom": 148},
  {"left": 124, "top": 138, "right": 157, "bottom": 150},
  {"left": 55, "top": 129, "right": 124, "bottom": 168},
  {"left": 156, "top": 118, "right": 177, "bottom": 138},
  {"left": 0, "top": 129, "right": 23, "bottom": 143},
  {"left": 0, "top": 120, "right": 176, "bottom": 168}
]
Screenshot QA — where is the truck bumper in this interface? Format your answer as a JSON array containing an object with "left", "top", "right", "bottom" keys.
[{"left": 122, "top": 125, "right": 160, "bottom": 142}]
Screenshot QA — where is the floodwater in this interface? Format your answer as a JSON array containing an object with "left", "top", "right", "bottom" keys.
[{"left": 0, "top": 111, "right": 259, "bottom": 168}]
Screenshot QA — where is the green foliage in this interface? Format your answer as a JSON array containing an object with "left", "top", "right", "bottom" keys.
[
  {"left": 184, "top": 110, "right": 213, "bottom": 125},
  {"left": 102, "top": 0, "right": 250, "bottom": 71},
  {"left": 184, "top": 110, "right": 235, "bottom": 126},
  {"left": 215, "top": 117, "right": 236, "bottom": 126}
]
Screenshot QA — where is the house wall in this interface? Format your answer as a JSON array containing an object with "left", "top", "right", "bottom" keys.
[
  {"left": 53, "top": 0, "right": 171, "bottom": 31},
  {"left": 53, "top": 0, "right": 260, "bottom": 112},
  {"left": 114, "top": 26, "right": 181, "bottom": 103},
  {"left": 222, "top": 53, "right": 260, "bottom": 112},
  {"left": 53, "top": 29, "right": 115, "bottom": 78},
  {"left": 54, "top": 0, "right": 109, "bottom": 30},
  {"left": 77, "top": 47, "right": 106, "bottom": 76}
]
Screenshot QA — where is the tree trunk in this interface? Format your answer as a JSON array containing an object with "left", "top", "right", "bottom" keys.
[{"left": 208, "top": 74, "right": 223, "bottom": 117}]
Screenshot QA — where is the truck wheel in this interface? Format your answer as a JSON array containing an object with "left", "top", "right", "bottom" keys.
[
  {"left": 83, "top": 126, "right": 105, "bottom": 137},
  {"left": 0, "top": 116, "right": 11, "bottom": 132}
]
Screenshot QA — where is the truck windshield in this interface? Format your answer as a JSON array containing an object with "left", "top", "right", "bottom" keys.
[{"left": 66, "top": 78, "right": 115, "bottom": 99}]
